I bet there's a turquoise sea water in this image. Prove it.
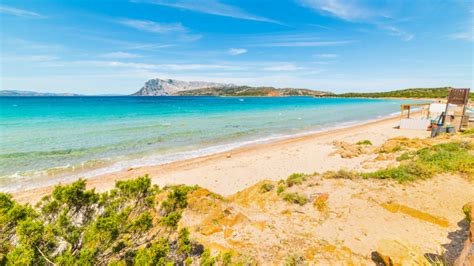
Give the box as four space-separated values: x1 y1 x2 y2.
0 96 416 192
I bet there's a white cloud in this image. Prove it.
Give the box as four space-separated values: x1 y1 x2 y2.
262 64 303 71
263 40 353 47
377 24 414 41
448 23 473 42
299 1 414 41
117 19 187 33
449 32 473 42
228 48 247 55
99 52 141 59
317 53 339 58
82 61 240 71
298 0 377 21
0 5 45 18
134 0 282 24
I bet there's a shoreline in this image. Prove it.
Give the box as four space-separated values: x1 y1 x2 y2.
1 111 400 194
12 112 430 204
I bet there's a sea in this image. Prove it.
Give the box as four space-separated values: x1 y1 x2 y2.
0 96 421 192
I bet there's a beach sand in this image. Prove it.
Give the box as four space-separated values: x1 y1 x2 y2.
14 114 430 204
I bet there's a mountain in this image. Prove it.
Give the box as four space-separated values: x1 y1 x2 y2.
131 78 233 96
0 90 81 96
132 78 333 97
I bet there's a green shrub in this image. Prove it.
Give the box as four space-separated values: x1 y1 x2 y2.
461 128 474 135
161 186 193 214
134 238 169 265
222 251 233 265
396 152 412 161
200 249 215 266
178 228 192 255
286 173 306 187
281 192 308 206
323 169 358 179
52 179 98 209
463 204 472 222
260 183 274 193
116 175 152 198
356 140 372 145
276 185 285 195
129 212 153 232
363 162 433 182
160 211 182 229
285 253 305 265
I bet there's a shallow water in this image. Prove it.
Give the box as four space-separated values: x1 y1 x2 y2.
0 96 421 192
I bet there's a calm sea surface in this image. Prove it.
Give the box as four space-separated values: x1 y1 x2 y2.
0 96 418 192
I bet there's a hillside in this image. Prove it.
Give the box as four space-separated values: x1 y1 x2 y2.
174 86 333 97
337 87 473 100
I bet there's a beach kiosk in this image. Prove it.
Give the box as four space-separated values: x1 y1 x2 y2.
399 103 431 130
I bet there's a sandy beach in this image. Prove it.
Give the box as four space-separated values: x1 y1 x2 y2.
14 114 431 204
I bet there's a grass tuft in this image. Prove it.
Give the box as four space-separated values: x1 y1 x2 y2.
281 192 308 206
356 140 372 145
323 169 358 180
260 183 274 193
286 173 306 187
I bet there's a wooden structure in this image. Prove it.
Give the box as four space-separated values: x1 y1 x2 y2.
442 88 470 131
400 103 431 119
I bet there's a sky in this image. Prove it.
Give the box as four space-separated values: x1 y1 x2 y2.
0 0 472 94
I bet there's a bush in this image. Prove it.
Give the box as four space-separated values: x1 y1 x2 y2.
160 211 182 229
200 249 215 266
461 128 474 135
363 162 433 182
281 193 308 206
116 175 152 198
396 152 412 161
178 228 192 255
323 169 358 179
276 185 285 195
51 179 98 209
260 183 274 193
129 212 153 232
356 140 372 145
286 173 306 187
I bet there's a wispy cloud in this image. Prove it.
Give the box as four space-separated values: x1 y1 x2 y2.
262 63 303 71
133 0 282 24
317 53 339 58
299 0 413 41
3 38 64 51
377 24 414 41
228 48 247 55
0 5 45 18
117 19 187 33
262 40 353 47
298 0 379 21
1 55 59 62
448 31 473 42
83 60 241 71
99 52 142 59
448 23 473 42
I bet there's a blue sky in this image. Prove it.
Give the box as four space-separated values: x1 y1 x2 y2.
0 0 472 94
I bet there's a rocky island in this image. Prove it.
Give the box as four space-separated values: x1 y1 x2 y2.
132 78 333 97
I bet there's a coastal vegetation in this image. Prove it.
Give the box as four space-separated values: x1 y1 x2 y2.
337 87 474 100
0 176 218 265
174 86 332 97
